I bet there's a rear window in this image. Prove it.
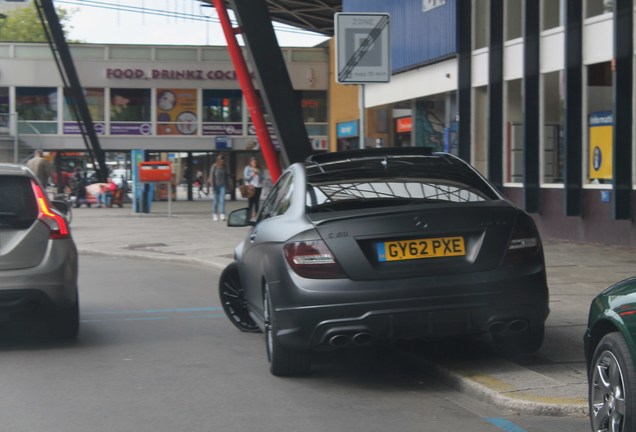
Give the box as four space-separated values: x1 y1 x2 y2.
307 179 493 212
304 154 500 213
0 176 38 228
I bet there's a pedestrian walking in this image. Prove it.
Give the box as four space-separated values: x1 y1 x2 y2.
243 156 263 221
195 170 208 198
25 150 51 188
208 155 229 221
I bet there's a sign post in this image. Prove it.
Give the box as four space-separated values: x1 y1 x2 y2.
335 13 391 84
335 13 390 149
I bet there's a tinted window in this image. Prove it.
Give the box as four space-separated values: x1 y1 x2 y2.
259 172 293 221
305 154 499 212
0 176 38 228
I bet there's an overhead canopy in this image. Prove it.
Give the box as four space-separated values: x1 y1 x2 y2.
200 0 342 35
265 0 341 35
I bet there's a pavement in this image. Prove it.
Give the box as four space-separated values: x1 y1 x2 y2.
68 188 636 418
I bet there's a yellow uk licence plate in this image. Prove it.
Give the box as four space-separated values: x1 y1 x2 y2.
377 236 466 262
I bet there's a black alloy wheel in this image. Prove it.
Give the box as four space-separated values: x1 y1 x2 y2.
589 332 636 432
264 288 311 377
218 263 260 333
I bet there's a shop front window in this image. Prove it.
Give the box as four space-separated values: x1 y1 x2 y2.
297 90 327 136
16 87 58 134
202 89 243 136
156 89 198 136
110 88 151 135
297 91 327 123
63 88 105 135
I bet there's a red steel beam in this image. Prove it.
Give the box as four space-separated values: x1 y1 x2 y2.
211 0 282 182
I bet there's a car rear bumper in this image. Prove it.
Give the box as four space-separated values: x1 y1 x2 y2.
0 240 78 319
270 269 549 350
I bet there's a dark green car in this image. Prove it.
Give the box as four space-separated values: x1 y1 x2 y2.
585 276 636 432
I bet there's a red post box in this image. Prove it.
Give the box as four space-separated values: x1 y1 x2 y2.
138 161 172 182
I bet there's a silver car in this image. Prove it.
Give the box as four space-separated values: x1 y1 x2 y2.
0 163 79 338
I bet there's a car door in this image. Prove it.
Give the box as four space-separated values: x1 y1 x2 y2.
240 171 295 318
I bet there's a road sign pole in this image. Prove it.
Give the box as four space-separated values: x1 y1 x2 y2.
359 84 365 149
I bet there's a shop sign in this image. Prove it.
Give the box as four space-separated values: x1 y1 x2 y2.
588 111 613 180
395 117 412 133
202 123 243 136
110 122 152 135
248 123 276 136
105 68 238 81
337 120 359 138
215 136 231 150
63 122 105 135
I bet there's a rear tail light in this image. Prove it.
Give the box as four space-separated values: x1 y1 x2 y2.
503 218 541 264
283 240 346 279
31 180 70 240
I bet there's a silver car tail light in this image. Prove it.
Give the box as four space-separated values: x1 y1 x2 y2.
283 240 346 279
31 180 70 240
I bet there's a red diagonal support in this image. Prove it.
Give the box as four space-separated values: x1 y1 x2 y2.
212 0 282 182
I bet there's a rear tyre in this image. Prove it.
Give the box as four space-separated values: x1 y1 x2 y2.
50 300 79 339
494 323 544 354
218 263 260 333
589 332 636 432
264 289 311 377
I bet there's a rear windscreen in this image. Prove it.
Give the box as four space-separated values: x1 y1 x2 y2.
306 178 495 213
0 176 38 228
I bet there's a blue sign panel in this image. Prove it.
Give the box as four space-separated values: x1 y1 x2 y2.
344 0 457 72
337 120 359 138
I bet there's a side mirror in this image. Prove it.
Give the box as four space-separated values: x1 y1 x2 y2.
227 208 253 227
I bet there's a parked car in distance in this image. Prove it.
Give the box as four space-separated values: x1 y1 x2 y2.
0 163 79 339
585 276 636 432
219 148 549 376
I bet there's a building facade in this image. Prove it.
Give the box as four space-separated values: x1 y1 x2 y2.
330 0 636 247
0 42 328 184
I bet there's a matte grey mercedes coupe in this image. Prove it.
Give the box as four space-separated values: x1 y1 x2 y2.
220 148 549 376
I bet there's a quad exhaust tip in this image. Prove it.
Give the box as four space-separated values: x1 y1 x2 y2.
328 332 372 347
488 319 529 335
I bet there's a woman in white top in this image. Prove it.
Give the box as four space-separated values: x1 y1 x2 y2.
243 156 262 220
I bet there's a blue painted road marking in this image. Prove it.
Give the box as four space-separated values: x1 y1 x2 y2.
484 418 527 432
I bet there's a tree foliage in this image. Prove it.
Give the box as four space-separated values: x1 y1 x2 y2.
0 3 73 43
